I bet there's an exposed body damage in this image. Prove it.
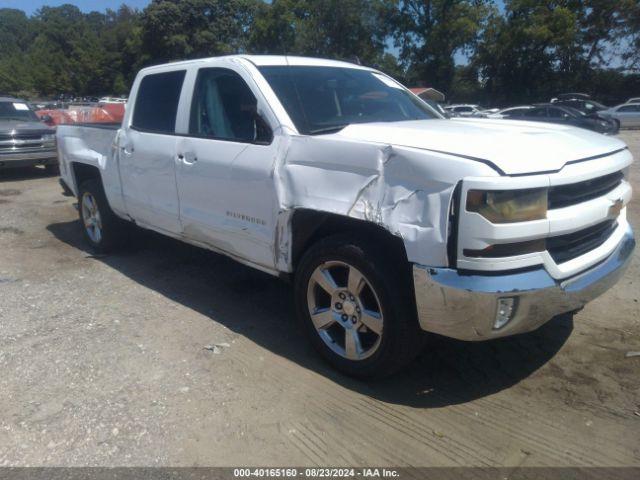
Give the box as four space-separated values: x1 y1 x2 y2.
55 54 634 375
274 134 498 270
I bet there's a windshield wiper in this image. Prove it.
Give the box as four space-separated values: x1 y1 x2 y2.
307 124 350 135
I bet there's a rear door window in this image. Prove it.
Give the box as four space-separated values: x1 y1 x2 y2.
132 70 186 133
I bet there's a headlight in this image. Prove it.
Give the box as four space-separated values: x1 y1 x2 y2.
42 134 56 143
466 188 547 223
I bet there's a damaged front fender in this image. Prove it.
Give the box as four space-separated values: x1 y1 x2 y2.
274 134 499 271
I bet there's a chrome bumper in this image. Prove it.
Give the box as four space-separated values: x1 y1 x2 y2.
412 225 635 340
0 149 57 167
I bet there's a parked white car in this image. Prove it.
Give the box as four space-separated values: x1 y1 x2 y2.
98 96 127 104
485 105 534 119
56 55 635 377
444 104 483 117
599 103 640 128
626 97 640 104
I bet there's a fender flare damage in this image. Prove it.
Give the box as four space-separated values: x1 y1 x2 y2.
272 135 465 272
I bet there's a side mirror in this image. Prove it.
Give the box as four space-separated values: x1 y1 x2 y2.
41 114 54 124
244 104 273 144
254 113 273 145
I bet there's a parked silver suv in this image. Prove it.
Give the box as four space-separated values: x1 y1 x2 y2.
0 96 57 172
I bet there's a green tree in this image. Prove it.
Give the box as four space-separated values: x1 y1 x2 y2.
474 1 579 104
139 0 261 64
0 0 637 101
24 5 109 95
389 0 492 94
449 64 483 102
0 9 32 57
474 0 640 105
0 9 34 94
249 0 390 66
374 53 406 81
620 0 640 69
99 6 143 93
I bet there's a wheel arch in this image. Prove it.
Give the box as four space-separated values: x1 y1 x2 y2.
287 208 409 273
70 162 102 197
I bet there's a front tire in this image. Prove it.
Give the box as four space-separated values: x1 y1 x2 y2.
78 179 127 253
294 233 424 378
612 118 621 133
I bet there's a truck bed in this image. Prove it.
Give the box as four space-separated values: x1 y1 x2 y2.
56 123 121 199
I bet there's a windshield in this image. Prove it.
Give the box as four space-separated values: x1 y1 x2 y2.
0 101 39 122
258 66 439 134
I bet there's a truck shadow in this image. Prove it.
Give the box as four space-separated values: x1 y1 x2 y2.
48 220 573 408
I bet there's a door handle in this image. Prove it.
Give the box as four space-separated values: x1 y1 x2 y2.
177 153 198 165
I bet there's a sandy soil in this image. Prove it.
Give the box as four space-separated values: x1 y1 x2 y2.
0 131 638 467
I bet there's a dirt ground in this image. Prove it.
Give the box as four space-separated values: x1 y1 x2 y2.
0 131 638 468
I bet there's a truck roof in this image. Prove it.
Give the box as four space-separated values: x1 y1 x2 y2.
138 54 373 74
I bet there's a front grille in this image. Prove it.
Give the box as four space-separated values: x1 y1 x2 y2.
547 219 618 263
0 131 50 152
0 143 45 151
0 132 48 141
12 133 43 140
548 171 624 209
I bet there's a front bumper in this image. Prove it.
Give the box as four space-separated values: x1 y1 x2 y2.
0 150 58 168
413 224 635 340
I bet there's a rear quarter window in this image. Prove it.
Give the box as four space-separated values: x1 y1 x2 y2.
132 70 186 133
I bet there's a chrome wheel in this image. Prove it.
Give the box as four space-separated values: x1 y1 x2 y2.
307 261 384 361
81 191 102 244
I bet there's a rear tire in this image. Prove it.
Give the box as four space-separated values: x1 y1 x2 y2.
78 179 128 253
294 233 424 378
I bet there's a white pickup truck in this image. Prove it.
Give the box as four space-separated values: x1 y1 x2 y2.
57 55 635 377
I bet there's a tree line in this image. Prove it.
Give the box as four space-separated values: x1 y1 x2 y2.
0 0 639 105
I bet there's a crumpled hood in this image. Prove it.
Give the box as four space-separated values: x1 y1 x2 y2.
336 118 627 175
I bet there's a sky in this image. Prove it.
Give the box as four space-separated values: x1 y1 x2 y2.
3 0 151 15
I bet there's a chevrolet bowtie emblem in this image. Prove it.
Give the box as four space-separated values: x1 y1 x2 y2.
609 198 624 218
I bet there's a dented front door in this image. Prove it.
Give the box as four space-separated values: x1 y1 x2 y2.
174 65 280 270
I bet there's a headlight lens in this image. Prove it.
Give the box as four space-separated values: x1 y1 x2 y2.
466 188 548 223
42 134 55 143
